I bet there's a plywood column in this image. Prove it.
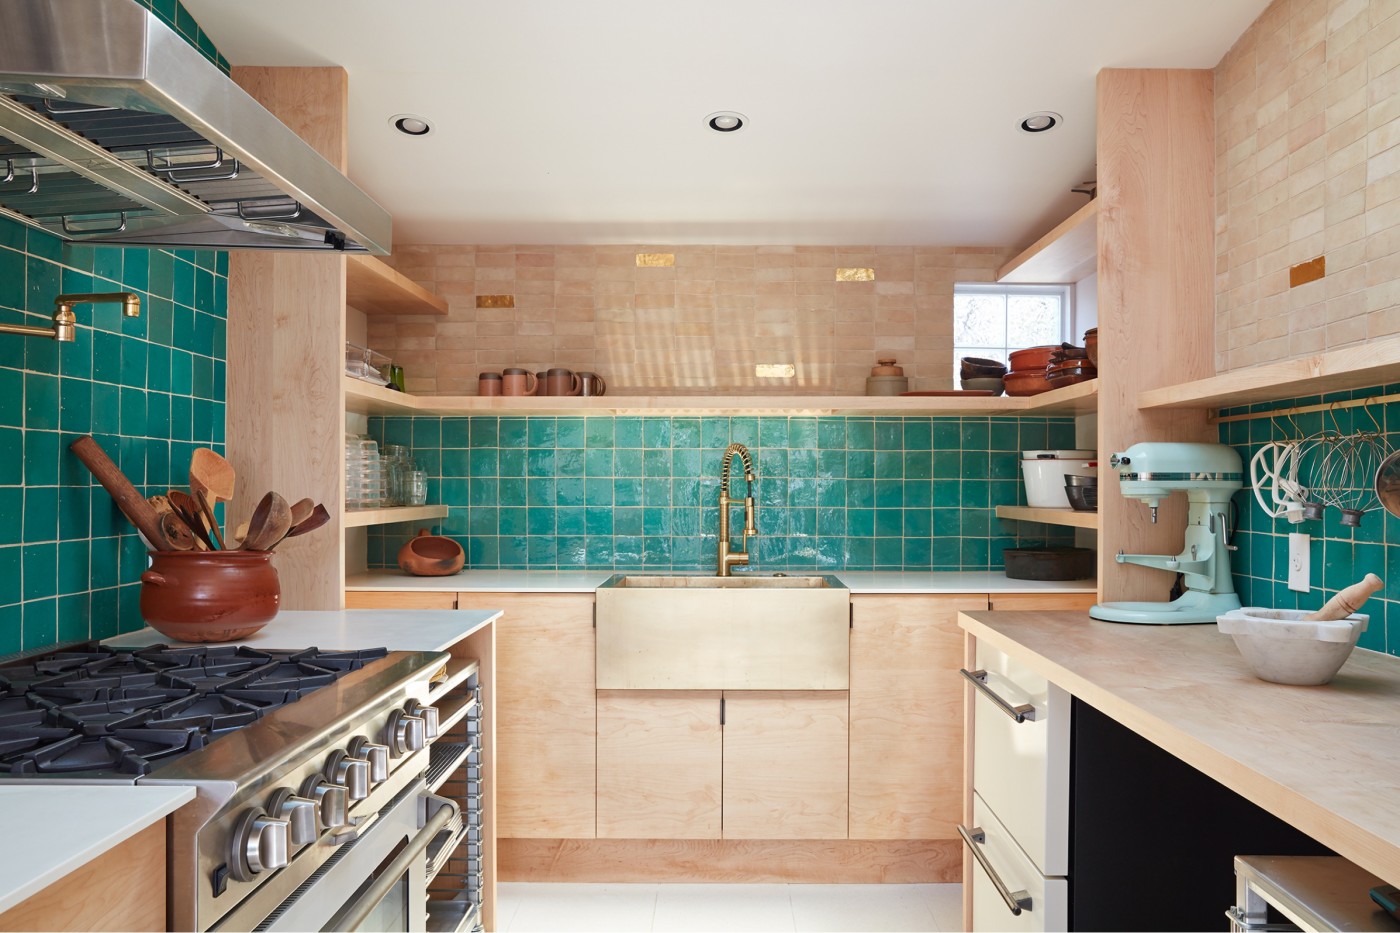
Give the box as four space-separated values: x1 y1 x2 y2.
226 67 349 609
1096 69 1217 602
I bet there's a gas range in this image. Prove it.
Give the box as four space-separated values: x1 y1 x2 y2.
0 641 469 932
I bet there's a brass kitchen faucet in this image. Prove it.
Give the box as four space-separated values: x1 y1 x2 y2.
0 292 140 342
716 443 757 576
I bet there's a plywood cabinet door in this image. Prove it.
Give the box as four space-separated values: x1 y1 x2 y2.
462 592 596 838
722 690 849 840
596 690 723 839
344 590 458 609
848 594 988 839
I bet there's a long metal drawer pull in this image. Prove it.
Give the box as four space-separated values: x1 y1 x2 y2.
958 824 1033 917
960 668 1037 722
334 794 457 930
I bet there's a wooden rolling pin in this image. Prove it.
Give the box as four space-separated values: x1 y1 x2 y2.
1305 573 1383 621
69 435 172 550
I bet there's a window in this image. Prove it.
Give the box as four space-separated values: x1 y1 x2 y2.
953 283 1071 377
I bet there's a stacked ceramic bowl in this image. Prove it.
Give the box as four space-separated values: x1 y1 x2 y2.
1046 343 1096 389
960 357 1007 394
1002 346 1059 396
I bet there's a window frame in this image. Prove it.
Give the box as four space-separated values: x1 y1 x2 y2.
952 282 1075 374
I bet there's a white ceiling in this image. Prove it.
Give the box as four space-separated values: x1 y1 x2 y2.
183 0 1269 250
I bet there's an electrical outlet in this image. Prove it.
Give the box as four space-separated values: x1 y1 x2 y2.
1288 533 1310 593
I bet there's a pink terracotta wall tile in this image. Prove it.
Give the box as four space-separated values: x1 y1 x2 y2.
1216 0 1400 371
377 245 1010 395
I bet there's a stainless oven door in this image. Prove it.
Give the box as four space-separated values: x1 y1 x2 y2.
250 779 459 933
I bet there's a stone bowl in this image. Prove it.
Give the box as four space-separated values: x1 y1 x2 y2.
1216 608 1367 685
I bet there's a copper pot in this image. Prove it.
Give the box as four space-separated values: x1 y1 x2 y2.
140 550 280 642
398 529 465 576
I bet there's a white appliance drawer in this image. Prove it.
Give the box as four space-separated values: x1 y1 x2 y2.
969 639 1071 876
965 792 1068 933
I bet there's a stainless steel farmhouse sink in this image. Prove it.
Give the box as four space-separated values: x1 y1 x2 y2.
594 573 851 690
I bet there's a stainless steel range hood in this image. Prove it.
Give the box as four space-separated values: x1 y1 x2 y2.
0 0 391 252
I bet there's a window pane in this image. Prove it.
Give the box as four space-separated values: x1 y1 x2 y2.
1006 294 1062 347
953 294 1007 347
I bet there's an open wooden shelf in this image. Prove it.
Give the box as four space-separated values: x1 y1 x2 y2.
346 255 448 316
995 505 1099 530
343 504 448 528
997 199 1098 284
344 375 1099 418
1138 334 1400 411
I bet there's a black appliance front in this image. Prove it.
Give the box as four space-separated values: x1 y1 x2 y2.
1068 697 1332 932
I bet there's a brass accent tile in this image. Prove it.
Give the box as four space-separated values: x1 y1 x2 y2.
636 252 676 267
755 363 796 378
836 267 876 282
475 294 515 308
1289 255 1325 288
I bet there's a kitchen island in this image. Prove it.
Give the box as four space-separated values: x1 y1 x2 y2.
959 610 1400 915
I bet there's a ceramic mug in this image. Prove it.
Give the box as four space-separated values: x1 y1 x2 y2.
578 372 606 397
478 372 502 396
545 367 582 396
501 368 538 396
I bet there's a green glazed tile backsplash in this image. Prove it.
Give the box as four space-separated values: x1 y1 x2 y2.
366 414 1080 573
1221 385 1400 659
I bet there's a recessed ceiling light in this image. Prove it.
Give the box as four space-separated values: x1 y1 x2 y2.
1019 111 1062 134
706 111 748 133
390 114 433 137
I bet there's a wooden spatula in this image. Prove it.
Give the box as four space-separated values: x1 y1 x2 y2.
190 449 235 549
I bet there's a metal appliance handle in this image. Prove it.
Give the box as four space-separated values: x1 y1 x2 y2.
333 793 458 931
957 824 1033 916
960 668 1037 722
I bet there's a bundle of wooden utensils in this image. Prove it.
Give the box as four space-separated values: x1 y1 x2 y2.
70 436 329 552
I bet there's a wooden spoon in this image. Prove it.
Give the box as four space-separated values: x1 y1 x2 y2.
70 436 173 550
241 492 292 551
167 490 214 550
282 503 330 541
289 498 315 526
190 449 235 549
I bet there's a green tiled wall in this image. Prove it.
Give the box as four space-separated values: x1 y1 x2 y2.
1221 385 1400 658
367 414 1079 572
0 0 228 652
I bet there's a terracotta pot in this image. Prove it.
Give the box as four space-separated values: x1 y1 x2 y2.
1003 369 1055 397
398 529 465 576
140 550 280 642
1007 345 1059 372
1084 328 1098 368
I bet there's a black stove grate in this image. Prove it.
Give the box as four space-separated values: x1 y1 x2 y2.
0 644 389 778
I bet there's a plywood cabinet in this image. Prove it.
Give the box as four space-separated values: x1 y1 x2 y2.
597 688 848 840
596 690 722 838
987 593 1098 612
849 594 987 840
460 592 597 839
723 690 849 840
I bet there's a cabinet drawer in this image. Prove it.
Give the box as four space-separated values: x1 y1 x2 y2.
967 793 1067 933
971 640 1070 876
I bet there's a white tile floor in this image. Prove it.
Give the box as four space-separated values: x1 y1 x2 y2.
497 882 963 932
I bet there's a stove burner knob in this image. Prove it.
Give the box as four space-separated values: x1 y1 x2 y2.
404 699 440 739
266 787 319 846
347 736 391 784
299 774 349 830
384 709 428 756
229 806 289 882
324 749 371 801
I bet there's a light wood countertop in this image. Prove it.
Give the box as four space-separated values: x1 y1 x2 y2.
959 610 1400 886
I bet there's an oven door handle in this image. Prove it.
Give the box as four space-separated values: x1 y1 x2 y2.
334 792 460 932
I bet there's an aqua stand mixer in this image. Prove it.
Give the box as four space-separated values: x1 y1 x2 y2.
1089 442 1244 625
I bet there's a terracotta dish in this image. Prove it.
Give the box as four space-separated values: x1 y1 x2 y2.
1007 345 1059 372
398 529 465 576
1084 328 1099 367
1003 370 1055 396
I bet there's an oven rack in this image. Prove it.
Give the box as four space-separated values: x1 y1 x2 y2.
426 742 475 793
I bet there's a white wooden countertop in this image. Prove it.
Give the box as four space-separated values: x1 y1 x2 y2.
104 608 500 653
959 610 1400 886
346 569 1096 596
0 785 195 913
